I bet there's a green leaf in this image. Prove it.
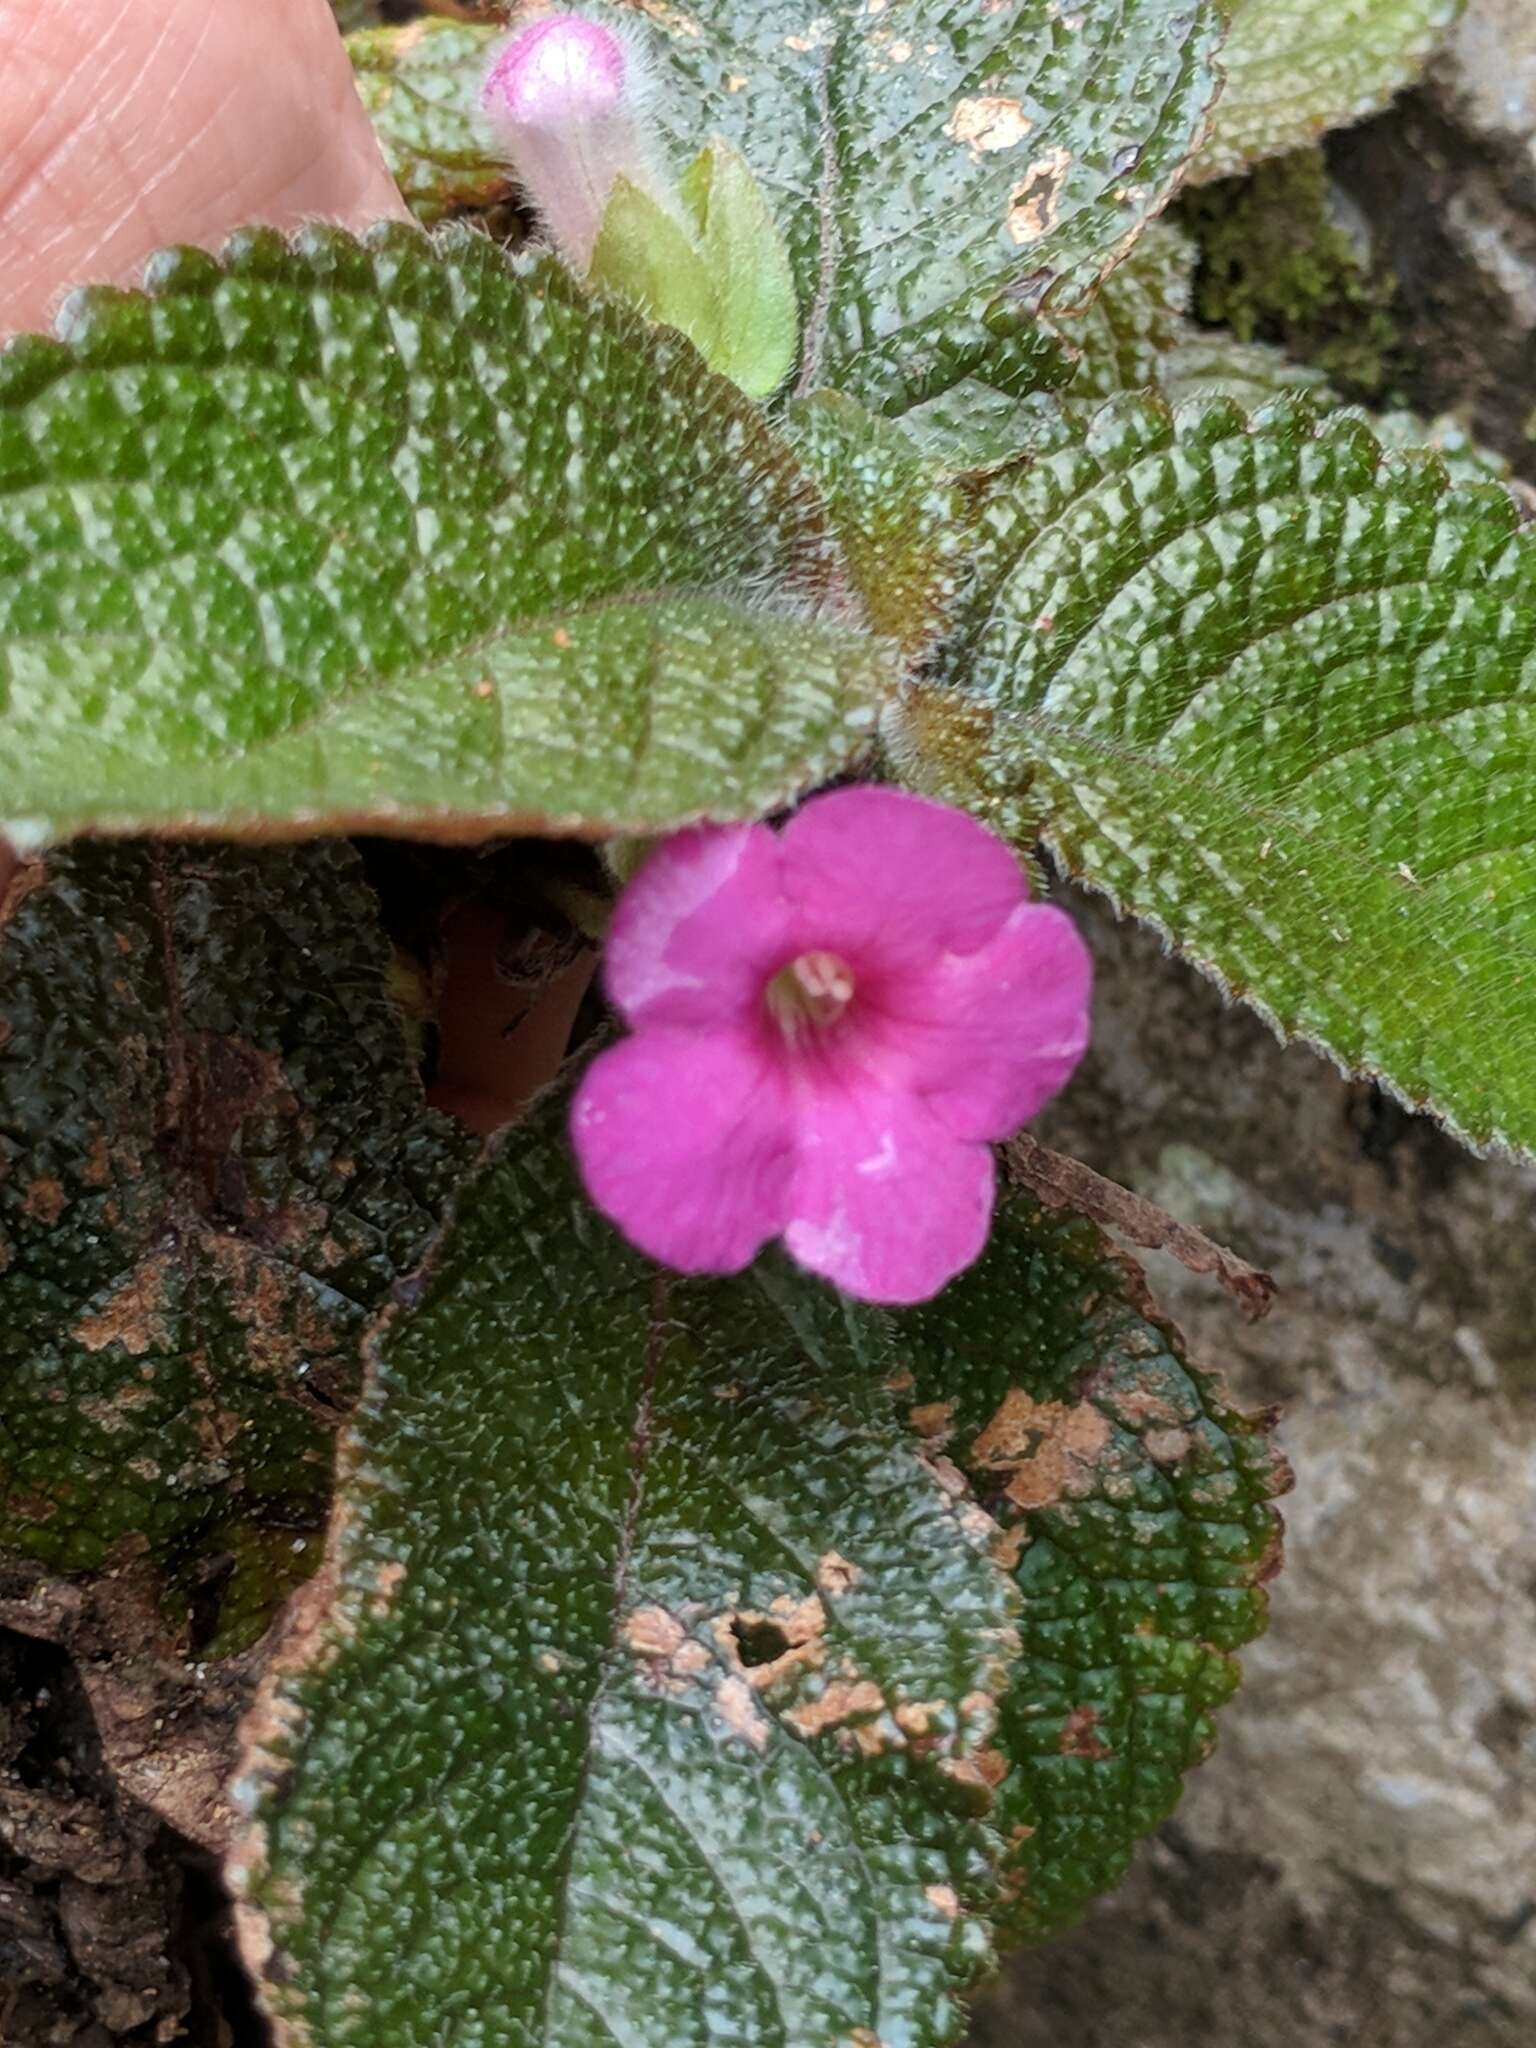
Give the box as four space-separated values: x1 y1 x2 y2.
1197 0 1463 182
0 841 473 1639
1163 331 1517 485
348 20 516 225
897 1189 1287 1942
911 393 1536 1155
1042 223 1196 402
589 174 718 348
784 391 975 652
589 142 799 400
0 224 891 851
678 137 800 399
232 1112 1018 2048
1363 407 1519 488
1160 328 1336 410
595 0 1226 408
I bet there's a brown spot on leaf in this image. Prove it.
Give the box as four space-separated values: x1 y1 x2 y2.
1143 1425 1196 1466
368 1561 406 1618
74 1255 172 1358
945 95 1033 155
924 1882 961 1920
714 1674 771 1751
1059 1704 1114 1760
1007 145 1073 245
720 1593 828 1690
894 1698 945 1737
815 1550 860 1597
970 1388 1112 1510
940 1745 1010 1793
909 1399 953 1438
23 1176 66 1225
785 1678 886 1740
79 1134 113 1188
624 1604 687 1662
922 1449 971 1499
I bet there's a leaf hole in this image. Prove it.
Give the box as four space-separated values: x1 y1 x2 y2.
731 1617 791 1669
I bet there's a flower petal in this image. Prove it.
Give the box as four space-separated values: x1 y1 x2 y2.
872 900 1093 1141
782 1083 994 1306
603 822 792 1031
778 785 1027 970
570 1029 793 1274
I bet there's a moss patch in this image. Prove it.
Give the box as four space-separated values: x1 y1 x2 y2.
1178 149 1404 399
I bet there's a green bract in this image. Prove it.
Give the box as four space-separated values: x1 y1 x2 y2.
232 1111 1283 2043
0 225 889 849
591 136 801 398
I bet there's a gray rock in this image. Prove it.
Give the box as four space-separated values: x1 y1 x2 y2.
970 893 1536 2043
1330 0 1536 467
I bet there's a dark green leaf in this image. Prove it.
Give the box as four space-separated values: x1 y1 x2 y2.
1195 0 1462 181
596 0 1225 408
0 225 889 850
232 1112 1017 2048
910 394 1536 1155
897 1189 1287 1942
0 841 473 1639
1042 222 1195 402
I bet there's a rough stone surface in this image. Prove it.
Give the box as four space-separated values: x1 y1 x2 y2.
1330 0 1536 468
970 888 1536 2044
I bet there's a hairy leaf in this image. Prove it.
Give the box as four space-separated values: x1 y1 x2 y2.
1160 328 1335 409
784 391 975 652
597 0 1225 409
1197 0 1463 181
0 842 472 1636
915 394 1536 1155
0 225 888 850
1043 222 1196 402
898 1190 1287 1941
232 1114 1017 2048
349 20 519 223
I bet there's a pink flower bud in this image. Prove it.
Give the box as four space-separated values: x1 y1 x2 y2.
482 12 657 269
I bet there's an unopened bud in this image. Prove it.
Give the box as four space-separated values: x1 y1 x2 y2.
482 12 659 269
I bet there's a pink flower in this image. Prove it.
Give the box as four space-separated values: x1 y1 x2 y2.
482 11 658 267
571 787 1092 1305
